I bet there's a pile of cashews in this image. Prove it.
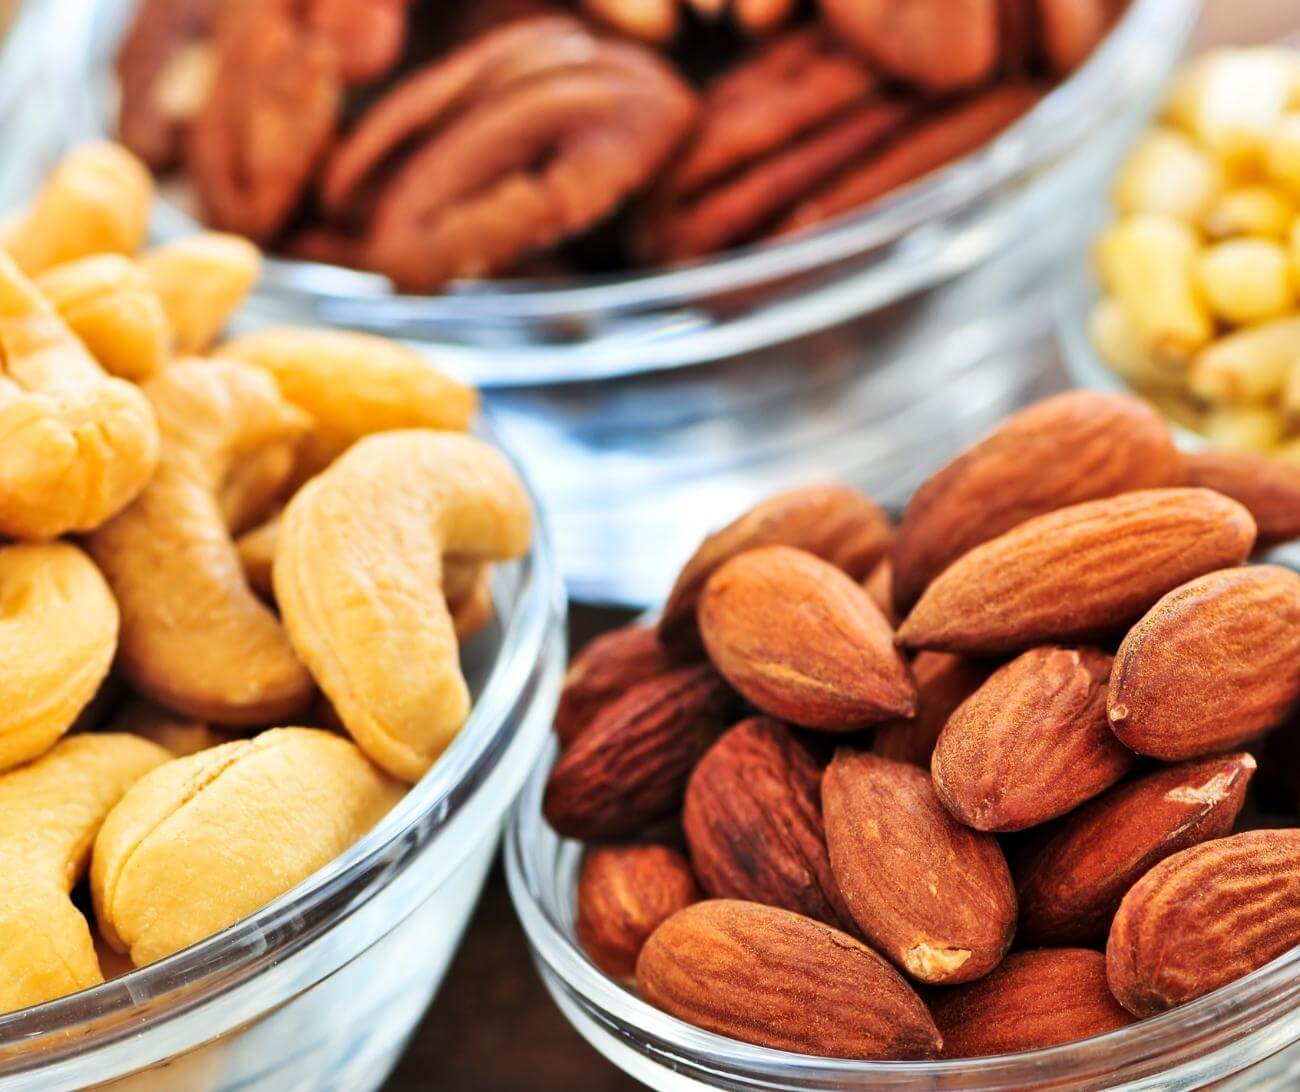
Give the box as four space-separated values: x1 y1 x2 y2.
0 142 532 1016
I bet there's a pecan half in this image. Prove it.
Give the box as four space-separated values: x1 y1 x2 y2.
306 0 413 85
582 0 797 43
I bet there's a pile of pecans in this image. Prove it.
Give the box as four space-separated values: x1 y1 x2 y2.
544 390 1300 1061
117 0 1123 292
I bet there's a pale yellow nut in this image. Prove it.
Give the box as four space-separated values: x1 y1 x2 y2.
1202 404 1285 452
1096 214 1213 363
0 252 160 539
236 513 281 601
35 255 171 381
219 439 297 537
4 143 153 276
92 727 403 966
1146 391 1205 435
1272 436 1300 468
1282 358 1300 419
1266 114 1300 199
1203 185 1297 241
1088 298 1188 391
0 734 169 1014
1195 238 1295 325
108 699 235 758
141 233 261 354
1190 316 1300 403
582 0 678 41
275 431 532 782
1112 127 1223 223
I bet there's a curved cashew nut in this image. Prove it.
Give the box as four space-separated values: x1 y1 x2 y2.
109 699 235 757
92 727 403 966
0 542 120 773
141 233 262 354
275 431 532 781
0 734 169 1014
88 358 314 725
0 252 161 539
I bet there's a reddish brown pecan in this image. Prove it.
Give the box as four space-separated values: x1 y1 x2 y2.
581 0 797 43
305 0 413 85
1035 0 1115 75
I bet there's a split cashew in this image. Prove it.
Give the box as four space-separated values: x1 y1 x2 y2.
141 233 262 354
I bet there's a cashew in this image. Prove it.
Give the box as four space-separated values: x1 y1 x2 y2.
451 572 495 643
141 233 262 354
219 440 298 536
92 727 403 966
0 734 170 1015
109 699 236 757
4 143 153 276
0 542 120 773
88 358 315 725
275 431 532 781
0 252 161 538
35 255 172 381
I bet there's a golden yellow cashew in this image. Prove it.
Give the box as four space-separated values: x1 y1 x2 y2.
109 700 235 758
92 727 403 966
0 733 170 1015
0 542 119 772
141 233 262 354
0 252 160 539
88 358 314 725
35 255 171 381
275 431 532 781
4 143 153 276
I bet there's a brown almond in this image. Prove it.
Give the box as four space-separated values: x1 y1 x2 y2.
659 485 892 652
823 750 1016 984
863 558 900 627
1109 566 1300 760
931 949 1135 1058
891 392 1181 612
1107 829 1300 1017
932 647 1132 832
699 546 916 731
1017 753 1256 946
1183 449 1300 548
872 652 993 767
897 489 1257 656
576 844 700 977
636 900 942 1059
555 624 674 746
683 718 856 932
542 664 740 840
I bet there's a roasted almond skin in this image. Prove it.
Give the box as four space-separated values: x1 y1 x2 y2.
863 559 900 627
636 900 942 1060
1109 566 1300 761
930 949 1135 1058
891 392 1181 612
576 844 700 978
683 718 857 933
872 652 992 767
699 546 916 731
823 750 1016 984
897 489 1257 656
1183 450 1300 548
1017 753 1256 946
1107 829 1300 1017
659 485 892 652
932 647 1132 832
542 664 740 840
555 624 674 747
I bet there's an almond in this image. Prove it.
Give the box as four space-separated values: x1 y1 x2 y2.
683 717 857 932
872 651 992 767
576 844 700 977
555 624 675 746
659 485 892 652
863 558 900 627
1183 450 1300 548
1017 753 1256 946
931 647 1132 832
930 949 1135 1058
1109 566 1300 760
823 750 1016 984
542 664 740 840
636 900 942 1059
698 546 916 731
897 489 1257 656
1107 829 1300 1017
891 391 1181 612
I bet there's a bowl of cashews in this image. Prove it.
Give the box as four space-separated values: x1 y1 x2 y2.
0 142 566 1092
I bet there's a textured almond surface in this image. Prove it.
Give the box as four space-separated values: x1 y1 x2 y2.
897 489 1256 655
872 652 992 767
1107 829 1300 1017
683 718 856 932
636 900 942 1059
891 392 1181 611
1183 450 1300 548
699 546 916 731
863 559 900 627
823 750 1015 984
931 949 1134 1058
932 647 1132 831
1109 566 1300 760
1017 753 1255 946
554 624 674 747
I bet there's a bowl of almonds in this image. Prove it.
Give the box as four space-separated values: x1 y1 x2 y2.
508 389 1300 1090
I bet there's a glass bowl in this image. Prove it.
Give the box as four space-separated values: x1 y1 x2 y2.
507 738 1300 1091
0 456 567 1092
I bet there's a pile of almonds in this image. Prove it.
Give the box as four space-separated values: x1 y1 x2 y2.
544 389 1300 1061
